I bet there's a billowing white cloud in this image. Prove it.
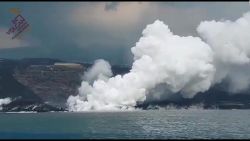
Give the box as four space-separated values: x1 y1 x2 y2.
198 11 250 93
67 20 215 111
66 3 250 111
82 59 113 84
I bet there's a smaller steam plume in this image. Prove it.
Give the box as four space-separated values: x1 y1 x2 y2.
0 98 12 110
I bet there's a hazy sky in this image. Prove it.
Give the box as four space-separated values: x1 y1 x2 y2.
0 2 249 65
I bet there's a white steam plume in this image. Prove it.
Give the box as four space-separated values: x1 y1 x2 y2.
67 20 215 111
82 59 113 84
197 11 250 93
68 11 250 111
0 98 12 110
68 59 113 111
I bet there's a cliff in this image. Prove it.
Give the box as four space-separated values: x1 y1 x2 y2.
0 58 84 112
13 63 84 108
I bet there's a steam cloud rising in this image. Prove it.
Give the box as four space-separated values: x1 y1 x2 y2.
82 59 113 84
0 98 11 110
197 12 250 93
67 11 250 111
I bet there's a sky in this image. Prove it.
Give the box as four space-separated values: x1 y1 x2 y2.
0 2 249 65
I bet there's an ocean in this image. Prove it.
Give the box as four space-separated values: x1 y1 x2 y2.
0 110 250 139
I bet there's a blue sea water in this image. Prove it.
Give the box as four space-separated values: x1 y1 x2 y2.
0 110 250 139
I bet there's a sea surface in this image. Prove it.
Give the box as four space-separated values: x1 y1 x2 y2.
0 110 250 139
